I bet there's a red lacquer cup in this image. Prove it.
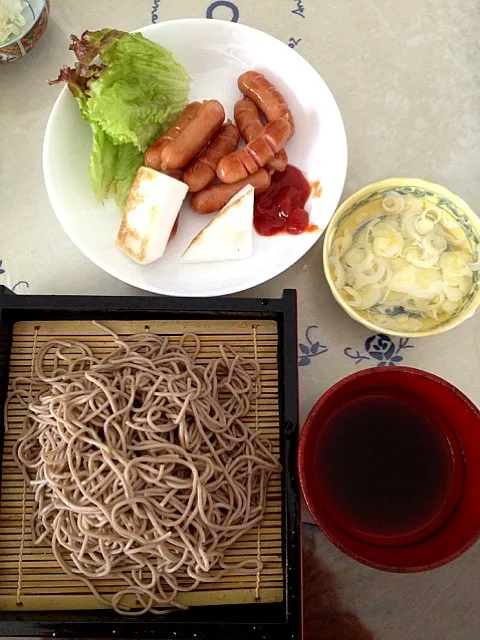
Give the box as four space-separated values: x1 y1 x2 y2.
298 367 480 572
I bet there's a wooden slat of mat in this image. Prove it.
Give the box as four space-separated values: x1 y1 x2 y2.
12 319 278 336
0 588 283 611
0 320 283 611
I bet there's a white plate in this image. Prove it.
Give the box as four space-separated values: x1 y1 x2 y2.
43 19 347 297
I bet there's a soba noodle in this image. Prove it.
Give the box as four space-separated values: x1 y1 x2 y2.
8 323 280 615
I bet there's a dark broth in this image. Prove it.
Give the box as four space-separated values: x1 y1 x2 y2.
316 395 454 538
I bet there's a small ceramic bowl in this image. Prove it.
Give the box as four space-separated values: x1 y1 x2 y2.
0 0 49 63
298 367 480 572
323 178 480 337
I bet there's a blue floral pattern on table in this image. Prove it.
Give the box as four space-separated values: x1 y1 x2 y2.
151 0 160 23
0 257 29 293
298 325 328 366
344 334 414 367
288 37 302 48
12 281 29 292
206 1 240 21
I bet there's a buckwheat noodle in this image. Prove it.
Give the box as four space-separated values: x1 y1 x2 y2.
8 323 280 615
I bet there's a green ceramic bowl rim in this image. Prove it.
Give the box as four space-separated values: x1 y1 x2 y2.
0 0 47 49
323 177 480 338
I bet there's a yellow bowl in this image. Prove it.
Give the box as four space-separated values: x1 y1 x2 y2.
323 178 480 338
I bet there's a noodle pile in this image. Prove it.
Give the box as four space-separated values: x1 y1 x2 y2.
9 324 280 615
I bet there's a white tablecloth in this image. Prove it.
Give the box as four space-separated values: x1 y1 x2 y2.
2 1 480 638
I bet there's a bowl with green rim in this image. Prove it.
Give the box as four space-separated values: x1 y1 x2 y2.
323 178 480 337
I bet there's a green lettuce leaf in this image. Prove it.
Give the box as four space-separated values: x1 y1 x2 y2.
50 29 191 208
89 124 143 208
112 142 144 209
85 31 190 151
88 124 117 203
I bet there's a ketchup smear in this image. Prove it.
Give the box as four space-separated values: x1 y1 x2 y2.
254 165 315 236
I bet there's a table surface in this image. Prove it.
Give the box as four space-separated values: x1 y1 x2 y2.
2 1 480 638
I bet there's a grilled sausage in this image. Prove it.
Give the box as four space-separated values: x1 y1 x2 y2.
266 149 288 173
234 98 288 173
160 100 225 171
237 71 295 135
216 118 291 184
234 98 263 140
183 122 240 192
191 169 271 214
144 102 202 171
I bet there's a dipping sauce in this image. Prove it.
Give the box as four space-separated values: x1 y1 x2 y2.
316 395 456 541
254 165 314 236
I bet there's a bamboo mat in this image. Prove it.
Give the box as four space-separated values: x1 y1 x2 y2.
0 319 283 611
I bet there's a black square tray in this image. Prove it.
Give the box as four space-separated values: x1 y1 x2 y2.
0 287 301 640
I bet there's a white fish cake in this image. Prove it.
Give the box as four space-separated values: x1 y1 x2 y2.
182 184 254 264
116 167 188 265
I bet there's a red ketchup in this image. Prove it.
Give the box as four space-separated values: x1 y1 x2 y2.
254 165 315 236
